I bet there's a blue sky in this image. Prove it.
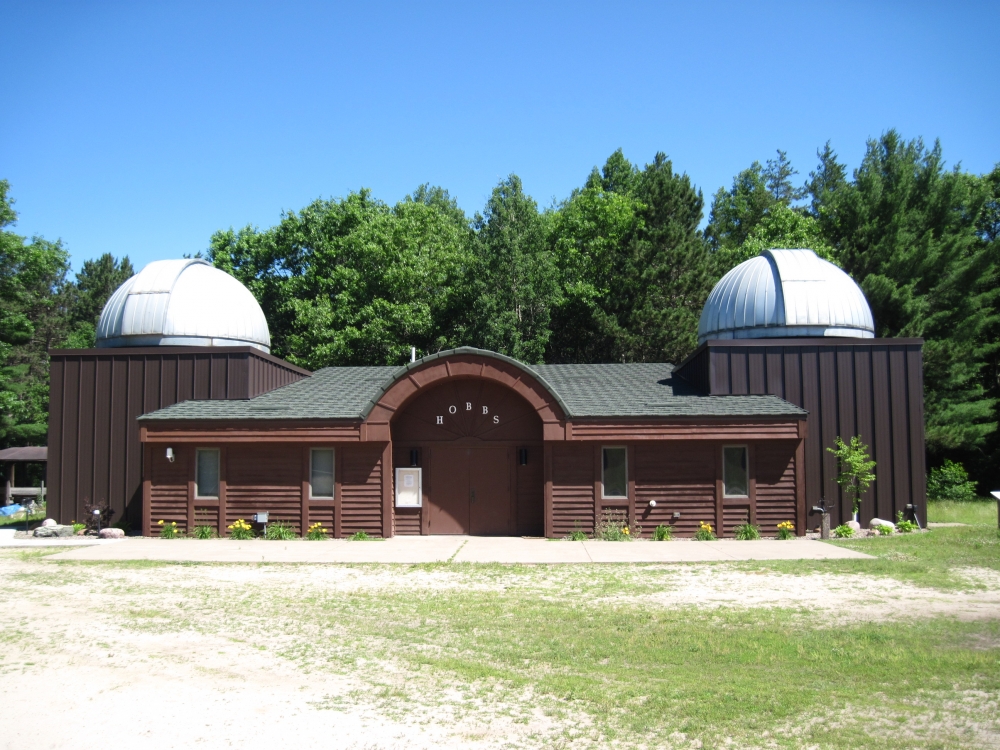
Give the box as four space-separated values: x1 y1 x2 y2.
1 1 997 273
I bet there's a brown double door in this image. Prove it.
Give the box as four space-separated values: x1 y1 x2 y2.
428 445 511 535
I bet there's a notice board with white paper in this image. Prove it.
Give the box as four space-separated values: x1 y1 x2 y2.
395 467 422 507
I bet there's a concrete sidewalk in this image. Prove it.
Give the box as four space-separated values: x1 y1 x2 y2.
41 536 871 564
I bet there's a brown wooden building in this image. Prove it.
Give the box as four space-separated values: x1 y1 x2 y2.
133 348 808 538
46 346 309 528
44 250 928 538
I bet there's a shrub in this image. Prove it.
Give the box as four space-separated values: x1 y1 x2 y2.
927 459 978 502
71 522 86 534
593 510 640 541
265 521 297 540
157 520 181 539
694 521 716 541
227 519 255 540
776 520 795 540
734 523 761 540
895 511 918 533
192 525 215 539
833 524 854 538
349 530 372 541
306 522 328 541
652 524 673 541
83 499 115 532
874 524 895 536
566 529 588 541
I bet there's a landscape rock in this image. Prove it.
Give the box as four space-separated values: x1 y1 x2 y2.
869 518 896 530
847 521 861 531
98 527 125 539
41 518 57 527
33 524 75 538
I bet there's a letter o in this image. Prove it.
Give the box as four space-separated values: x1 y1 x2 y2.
449 405 457 414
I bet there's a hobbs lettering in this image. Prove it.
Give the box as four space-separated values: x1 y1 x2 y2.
436 404 500 425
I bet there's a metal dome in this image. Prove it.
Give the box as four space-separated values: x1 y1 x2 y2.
96 259 271 352
697 248 875 345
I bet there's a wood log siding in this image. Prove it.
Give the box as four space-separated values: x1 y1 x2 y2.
551 443 596 536
341 445 383 536
754 441 798 536
149 448 189 533
226 445 302 533
634 444 716 538
146 443 378 538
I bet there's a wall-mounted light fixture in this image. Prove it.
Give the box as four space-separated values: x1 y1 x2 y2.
672 511 681 519
409 449 420 467
165 447 175 463
518 448 528 466
648 500 657 508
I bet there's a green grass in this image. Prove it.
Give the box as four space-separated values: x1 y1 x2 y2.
5 524 1000 747
0 512 45 527
102 562 1000 748
742 525 1000 591
928 499 998 526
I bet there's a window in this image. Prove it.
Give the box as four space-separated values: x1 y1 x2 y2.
723 446 749 497
195 449 220 498
310 448 334 498
602 446 627 498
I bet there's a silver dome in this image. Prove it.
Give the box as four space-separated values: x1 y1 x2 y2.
698 249 875 345
96 259 271 352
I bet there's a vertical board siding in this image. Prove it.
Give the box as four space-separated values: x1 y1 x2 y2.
47 348 308 526
47 357 66 520
906 346 927 517
870 346 894 521
341 445 384 536
685 340 925 528
634 443 716 538
551 443 595 535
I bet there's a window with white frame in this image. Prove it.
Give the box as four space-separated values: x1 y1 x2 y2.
723 446 749 497
195 448 220 498
310 448 335 498
602 446 627 498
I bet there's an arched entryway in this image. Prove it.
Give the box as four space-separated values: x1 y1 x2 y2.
392 378 544 535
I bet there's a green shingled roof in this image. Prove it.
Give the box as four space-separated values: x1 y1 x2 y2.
139 347 806 422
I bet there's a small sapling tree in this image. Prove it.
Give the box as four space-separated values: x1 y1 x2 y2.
827 436 876 522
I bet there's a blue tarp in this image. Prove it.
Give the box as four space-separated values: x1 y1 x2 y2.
0 504 24 516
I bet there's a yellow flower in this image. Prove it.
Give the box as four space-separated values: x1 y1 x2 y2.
158 520 164 525
622 527 630 535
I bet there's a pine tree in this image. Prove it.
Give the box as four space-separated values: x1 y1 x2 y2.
626 153 715 363
810 132 999 456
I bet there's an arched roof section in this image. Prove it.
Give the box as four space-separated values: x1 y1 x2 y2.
362 347 569 425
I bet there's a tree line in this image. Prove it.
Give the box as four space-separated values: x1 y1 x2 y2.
2 130 998 490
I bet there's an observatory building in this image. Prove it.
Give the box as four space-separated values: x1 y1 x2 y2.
46 250 925 537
